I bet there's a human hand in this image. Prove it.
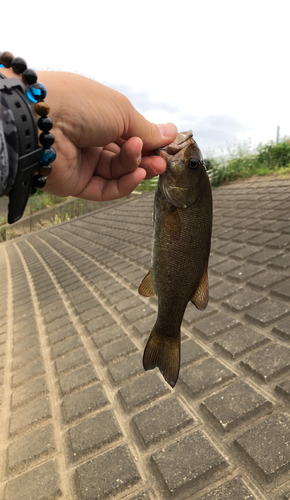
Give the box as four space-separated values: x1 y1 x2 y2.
36 72 177 201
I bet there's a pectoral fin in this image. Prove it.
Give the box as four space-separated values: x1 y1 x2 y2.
191 267 209 310
138 269 156 297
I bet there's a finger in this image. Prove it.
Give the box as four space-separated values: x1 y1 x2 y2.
76 167 147 201
121 98 177 150
139 155 167 179
110 137 143 178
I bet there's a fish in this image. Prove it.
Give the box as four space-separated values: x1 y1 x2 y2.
138 130 212 387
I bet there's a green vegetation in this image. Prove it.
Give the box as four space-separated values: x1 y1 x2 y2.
209 137 290 187
135 177 158 192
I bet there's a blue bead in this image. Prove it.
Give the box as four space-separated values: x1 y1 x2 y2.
0 64 4 68
26 83 47 103
41 147 56 165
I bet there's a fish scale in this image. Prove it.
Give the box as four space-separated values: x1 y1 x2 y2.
139 131 212 387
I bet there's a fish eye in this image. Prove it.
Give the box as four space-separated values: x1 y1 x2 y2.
189 158 199 169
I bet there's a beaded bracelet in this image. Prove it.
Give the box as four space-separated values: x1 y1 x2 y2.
0 50 56 192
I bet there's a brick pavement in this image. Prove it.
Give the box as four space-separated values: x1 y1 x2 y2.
1 179 290 499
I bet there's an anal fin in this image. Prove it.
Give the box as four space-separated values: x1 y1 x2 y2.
139 269 156 297
191 266 209 310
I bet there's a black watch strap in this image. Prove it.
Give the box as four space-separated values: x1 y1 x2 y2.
0 73 42 223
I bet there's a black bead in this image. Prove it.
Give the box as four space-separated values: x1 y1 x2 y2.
39 132 55 147
22 68 37 85
33 174 47 189
11 57 27 74
38 116 53 132
30 185 37 195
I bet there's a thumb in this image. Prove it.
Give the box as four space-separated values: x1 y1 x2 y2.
122 102 177 151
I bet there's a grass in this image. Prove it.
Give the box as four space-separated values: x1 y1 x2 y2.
134 177 158 192
208 137 290 187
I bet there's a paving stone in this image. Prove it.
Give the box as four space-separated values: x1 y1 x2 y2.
68 409 122 460
80 305 106 323
180 358 236 397
234 412 290 484
266 233 290 249
248 248 283 265
226 264 263 282
183 304 217 326
127 493 150 500
123 304 156 324
133 315 158 337
99 337 138 363
74 297 100 314
271 278 290 301
222 289 266 312
46 314 72 333
4 459 62 500
107 288 134 306
108 351 144 383
268 253 290 270
50 335 84 359
275 378 290 401
209 282 243 302
240 343 290 382
118 372 170 411
12 345 41 370
133 397 194 447
75 445 141 499
193 312 241 340
247 269 288 290
115 295 142 313
85 313 116 334
12 376 49 408
245 300 290 327
70 290 95 305
58 363 99 396
43 306 67 325
13 316 36 334
54 347 90 374
248 232 279 246
216 242 241 255
273 317 290 341
7 424 55 473
219 228 244 240
13 324 38 343
180 338 208 366
48 323 78 345
151 430 229 496
13 334 39 356
62 383 109 422
10 396 52 436
201 380 272 433
92 324 126 348
209 254 227 267
211 259 240 275
230 245 260 260
12 358 45 388
214 326 270 359
195 476 256 500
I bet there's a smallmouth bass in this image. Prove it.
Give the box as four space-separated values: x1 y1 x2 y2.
139 131 212 387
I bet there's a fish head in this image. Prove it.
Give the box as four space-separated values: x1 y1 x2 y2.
157 130 208 208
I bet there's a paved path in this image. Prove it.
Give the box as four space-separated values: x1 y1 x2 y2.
1 179 290 500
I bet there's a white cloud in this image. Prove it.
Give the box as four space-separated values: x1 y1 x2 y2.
2 0 289 155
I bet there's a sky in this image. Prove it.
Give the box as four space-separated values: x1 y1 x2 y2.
2 0 290 157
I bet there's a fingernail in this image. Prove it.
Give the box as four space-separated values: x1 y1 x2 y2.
157 123 177 138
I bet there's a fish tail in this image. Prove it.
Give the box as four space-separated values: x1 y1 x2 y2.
143 326 180 388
